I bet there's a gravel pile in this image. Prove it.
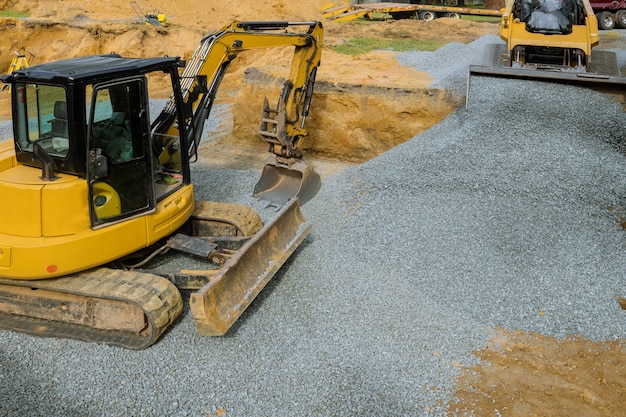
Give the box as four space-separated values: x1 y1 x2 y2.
398 34 502 93
1 35 626 416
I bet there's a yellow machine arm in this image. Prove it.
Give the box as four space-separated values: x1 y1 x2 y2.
1 52 29 92
153 20 323 164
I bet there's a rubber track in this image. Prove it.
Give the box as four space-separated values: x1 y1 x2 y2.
0 268 182 349
192 200 264 236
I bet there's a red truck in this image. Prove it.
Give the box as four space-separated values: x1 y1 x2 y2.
588 0 625 28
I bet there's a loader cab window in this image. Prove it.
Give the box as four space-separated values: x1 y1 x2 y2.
87 78 155 226
13 83 70 158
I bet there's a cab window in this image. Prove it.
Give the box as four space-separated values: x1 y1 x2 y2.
89 83 143 164
14 83 69 158
88 78 155 226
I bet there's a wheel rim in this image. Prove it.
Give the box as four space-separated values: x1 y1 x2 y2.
422 11 435 21
599 12 615 29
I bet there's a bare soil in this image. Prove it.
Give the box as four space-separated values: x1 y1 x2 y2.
0 0 624 414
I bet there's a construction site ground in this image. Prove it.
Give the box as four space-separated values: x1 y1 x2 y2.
0 0 625 415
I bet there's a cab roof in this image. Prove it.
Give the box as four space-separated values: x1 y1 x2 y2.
6 54 181 85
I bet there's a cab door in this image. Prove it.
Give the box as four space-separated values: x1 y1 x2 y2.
87 77 155 227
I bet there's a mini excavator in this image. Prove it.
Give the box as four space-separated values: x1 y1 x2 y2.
0 20 323 349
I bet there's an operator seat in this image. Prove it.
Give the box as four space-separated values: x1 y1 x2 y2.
91 112 133 163
51 101 68 137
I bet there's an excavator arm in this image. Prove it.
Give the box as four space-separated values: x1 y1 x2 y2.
152 20 324 206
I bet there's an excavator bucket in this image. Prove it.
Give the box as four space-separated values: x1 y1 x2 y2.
254 96 322 207
253 155 321 208
189 197 310 336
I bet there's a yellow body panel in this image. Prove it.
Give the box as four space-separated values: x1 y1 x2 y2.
500 0 599 57
0 165 86 237
0 160 195 279
151 185 195 236
504 22 597 55
0 140 16 172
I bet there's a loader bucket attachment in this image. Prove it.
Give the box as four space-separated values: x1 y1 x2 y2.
467 63 626 109
189 197 311 336
253 155 321 208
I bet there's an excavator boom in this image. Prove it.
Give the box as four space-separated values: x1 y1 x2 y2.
153 20 324 207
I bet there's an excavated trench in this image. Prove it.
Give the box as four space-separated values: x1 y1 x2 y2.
230 68 463 163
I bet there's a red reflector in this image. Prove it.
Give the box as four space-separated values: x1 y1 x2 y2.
46 265 58 273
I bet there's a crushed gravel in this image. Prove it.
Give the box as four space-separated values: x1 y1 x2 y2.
1 34 626 416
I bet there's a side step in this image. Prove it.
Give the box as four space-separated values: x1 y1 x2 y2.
189 198 311 336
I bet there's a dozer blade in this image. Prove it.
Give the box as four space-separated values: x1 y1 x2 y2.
189 197 311 336
253 154 321 208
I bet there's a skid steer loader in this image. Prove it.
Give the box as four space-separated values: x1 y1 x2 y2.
0 20 323 349
467 0 626 105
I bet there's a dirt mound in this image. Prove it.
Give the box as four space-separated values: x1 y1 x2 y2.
231 66 461 161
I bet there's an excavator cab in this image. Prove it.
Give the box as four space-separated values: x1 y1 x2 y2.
5 56 187 232
0 55 195 280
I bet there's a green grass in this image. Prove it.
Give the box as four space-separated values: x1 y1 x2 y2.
462 15 501 23
0 10 29 18
331 37 448 55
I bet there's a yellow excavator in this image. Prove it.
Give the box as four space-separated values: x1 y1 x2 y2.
0 20 323 349
0 52 29 92
468 0 626 101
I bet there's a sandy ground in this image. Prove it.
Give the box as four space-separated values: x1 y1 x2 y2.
0 0 625 415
